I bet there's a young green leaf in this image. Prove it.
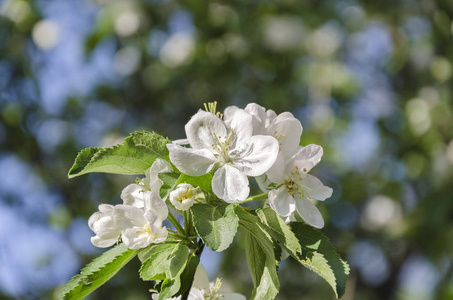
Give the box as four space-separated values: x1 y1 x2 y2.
139 243 189 281
291 222 350 299
256 207 302 257
59 243 139 300
158 172 180 199
138 243 172 263
234 206 275 257
245 232 280 300
68 131 171 178
235 206 279 300
157 277 181 300
158 172 214 200
191 202 238 252
174 254 200 298
168 244 190 279
177 173 213 194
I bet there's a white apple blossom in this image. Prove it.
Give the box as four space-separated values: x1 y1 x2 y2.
121 158 173 208
153 264 245 300
167 110 279 202
114 191 168 249
169 183 204 211
266 144 333 228
88 204 122 248
224 103 303 158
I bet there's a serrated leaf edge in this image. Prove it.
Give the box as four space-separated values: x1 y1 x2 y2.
68 131 171 178
191 204 238 252
59 244 138 299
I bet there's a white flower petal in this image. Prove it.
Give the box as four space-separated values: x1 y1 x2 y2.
265 109 277 126
121 184 146 208
300 174 333 201
285 213 297 224
91 236 118 248
89 205 122 248
223 105 240 127
295 196 324 229
145 158 173 192
88 211 101 231
168 143 216 176
113 205 147 229
269 186 296 217
233 135 279 176
188 289 205 300
212 165 250 202
265 152 288 183
290 144 323 173
267 112 303 158
148 224 169 244
121 227 152 249
172 138 190 145
228 108 253 144
185 110 228 149
169 184 197 211
222 293 247 300
192 264 210 289
98 204 115 215
92 216 120 238
255 174 272 193
244 103 267 126
144 192 168 220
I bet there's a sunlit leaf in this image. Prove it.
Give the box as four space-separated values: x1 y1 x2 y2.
59 243 139 300
68 131 171 178
235 206 279 300
191 202 238 252
291 223 349 298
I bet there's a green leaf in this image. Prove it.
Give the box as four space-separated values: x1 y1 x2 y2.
68 131 171 178
158 172 180 199
158 172 214 200
139 243 190 300
291 222 350 298
139 243 189 281
234 206 275 257
191 203 238 252
139 243 177 280
174 254 200 297
245 232 280 300
256 207 302 258
157 277 181 300
67 147 100 176
59 243 139 300
177 173 213 193
168 244 190 279
235 206 279 300
138 243 173 263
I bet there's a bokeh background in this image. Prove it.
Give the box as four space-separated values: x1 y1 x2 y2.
1 0 453 299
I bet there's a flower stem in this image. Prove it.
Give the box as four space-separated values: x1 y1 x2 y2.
167 211 186 235
239 192 269 204
184 210 194 236
183 210 189 232
181 239 205 300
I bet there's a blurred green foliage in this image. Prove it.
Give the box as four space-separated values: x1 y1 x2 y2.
1 0 453 299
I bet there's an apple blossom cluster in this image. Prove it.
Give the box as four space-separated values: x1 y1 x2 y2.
88 158 203 249
89 158 170 249
168 102 333 228
88 102 332 250
75 102 344 300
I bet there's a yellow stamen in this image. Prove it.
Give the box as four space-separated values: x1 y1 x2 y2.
203 101 223 118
